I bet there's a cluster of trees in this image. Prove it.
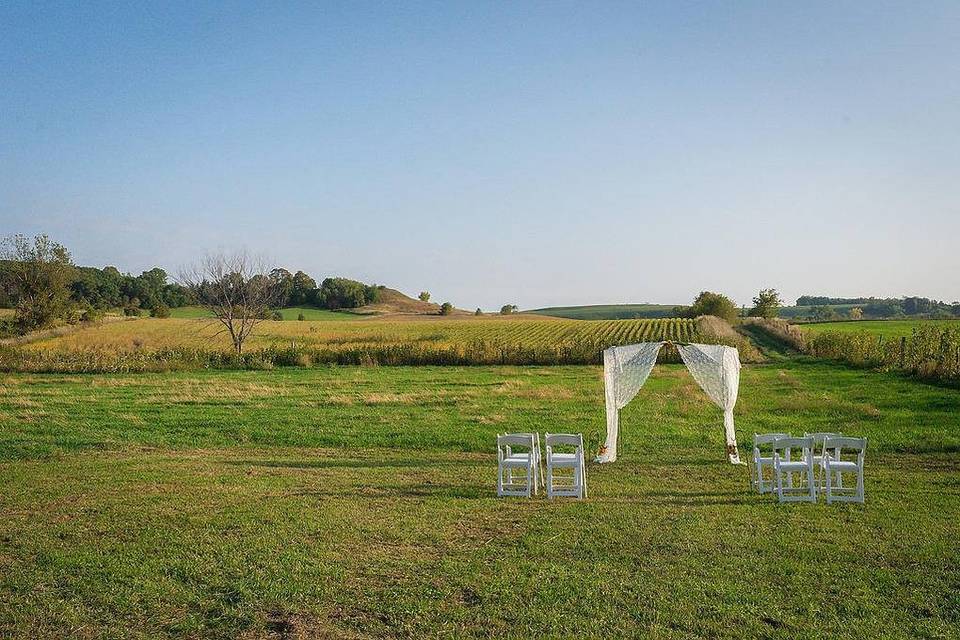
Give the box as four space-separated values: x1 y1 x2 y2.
0 234 390 338
0 235 193 331
678 289 784 323
267 269 382 310
70 266 189 315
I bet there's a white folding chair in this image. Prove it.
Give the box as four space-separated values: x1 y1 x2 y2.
823 436 866 504
497 433 538 497
512 432 544 492
545 433 586 499
772 436 816 503
805 432 841 491
752 433 790 494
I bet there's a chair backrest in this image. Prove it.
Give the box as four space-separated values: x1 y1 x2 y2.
823 436 867 458
754 433 790 448
498 433 535 450
771 436 813 453
805 432 841 446
545 433 582 448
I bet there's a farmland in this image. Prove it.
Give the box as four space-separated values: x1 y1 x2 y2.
525 303 683 320
4 316 760 371
0 361 957 638
801 319 960 337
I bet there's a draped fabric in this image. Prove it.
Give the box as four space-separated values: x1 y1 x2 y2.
676 344 742 464
598 342 742 464
598 342 664 462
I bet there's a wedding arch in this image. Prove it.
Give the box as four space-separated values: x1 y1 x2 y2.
597 342 743 464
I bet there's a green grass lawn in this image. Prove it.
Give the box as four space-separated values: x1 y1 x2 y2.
802 319 960 337
276 306 363 321
0 362 957 637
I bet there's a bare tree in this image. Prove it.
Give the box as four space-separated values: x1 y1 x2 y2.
179 251 280 355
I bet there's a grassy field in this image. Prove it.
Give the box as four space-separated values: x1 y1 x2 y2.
802 319 960 337
525 303 683 320
169 306 364 321
25 316 705 355
0 361 957 638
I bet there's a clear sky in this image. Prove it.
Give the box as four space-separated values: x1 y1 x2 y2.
2 1 958 309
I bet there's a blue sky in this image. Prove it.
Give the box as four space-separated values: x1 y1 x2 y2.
2 1 958 309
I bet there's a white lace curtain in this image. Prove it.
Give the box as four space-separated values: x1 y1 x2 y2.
598 342 742 464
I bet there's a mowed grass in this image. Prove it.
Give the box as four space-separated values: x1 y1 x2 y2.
25 316 701 354
802 319 960 337
0 362 957 638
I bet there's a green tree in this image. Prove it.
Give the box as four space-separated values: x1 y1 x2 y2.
290 271 318 306
475 308 482 316
418 291 430 302
748 288 783 318
0 234 75 332
849 307 863 320
500 304 518 315
687 291 738 322
440 302 454 315
269 268 294 307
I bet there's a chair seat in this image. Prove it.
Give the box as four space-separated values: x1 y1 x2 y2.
776 460 811 471
827 460 859 472
549 453 579 466
502 454 533 467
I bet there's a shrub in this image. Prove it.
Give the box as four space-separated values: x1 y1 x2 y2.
500 304 518 315
150 304 171 318
419 291 430 302
440 302 454 316
688 291 738 322
297 312 306 321
475 308 482 316
271 310 283 321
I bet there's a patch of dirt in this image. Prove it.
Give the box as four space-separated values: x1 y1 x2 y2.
241 610 365 639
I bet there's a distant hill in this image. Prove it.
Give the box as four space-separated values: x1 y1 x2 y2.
524 304 685 320
354 288 445 315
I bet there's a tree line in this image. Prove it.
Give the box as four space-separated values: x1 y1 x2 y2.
795 295 960 320
0 234 383 337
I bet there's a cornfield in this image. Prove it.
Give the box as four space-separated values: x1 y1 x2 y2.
3 316 757 372
805 325 960 384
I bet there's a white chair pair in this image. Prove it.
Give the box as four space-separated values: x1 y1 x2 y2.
753 433 866 504
496 433 586 499
753 432 842 495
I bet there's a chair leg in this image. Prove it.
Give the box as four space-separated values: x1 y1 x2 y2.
825 462 832 505
546 462 553 499
807 464 816 502
580 457 587 498
856 465 864 503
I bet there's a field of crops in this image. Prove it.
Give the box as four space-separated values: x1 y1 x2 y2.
3 316 752 371
801 319 960 337
525 303 683 320
27 316 701 353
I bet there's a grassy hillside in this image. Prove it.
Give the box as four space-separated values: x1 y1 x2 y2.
802 319 960 337
525 304 683 320
0 362 956 637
